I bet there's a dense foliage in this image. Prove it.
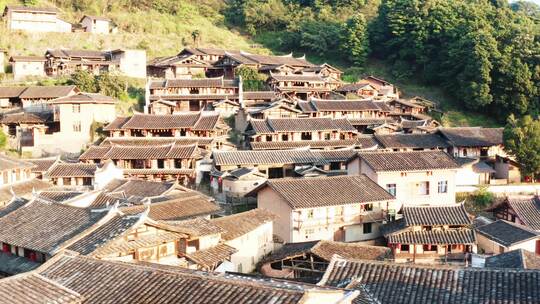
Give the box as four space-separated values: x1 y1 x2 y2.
235 66 268 91
503 115 540 178
226 0 540 120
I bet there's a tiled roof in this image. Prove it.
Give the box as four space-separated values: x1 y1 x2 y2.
317 150 357 162
102 116 130 130
113 112 223 130
347 118 393 126
0 200 108 254
100 137 214 147
270 74 325 82
211 208 276 241
0 112 49 124
185 243 237 268
78 146 111 160
0 154 34 171
0 273 82 304
67 213 142 255
485 249 540 270
46 49 107 59
374 133 449 149
90 231 183 257
38 191 84 203
123 168 195 176
306 98 382 112
5 6 58 13
46 162 97 178
261 117 356 132
0 178 50 203
27 157 57 172
264 175 395 209
19 85 77 99
335 81 373 92
358 150 460 172
48 92 117 104
213 150 328 166
163 77 227 88
402 204 471 226
261 241 319 263
439 127 503 147
507 197 540 230
387 229 476 244
310 241 392 261
82 144 201 160
9 55 46 62
476 220 539 247
243 91 277 100
249 139 362 150
0 86 27 98
164 217 223 237
320 256 540 304
121 192 220 221
35 253 324 304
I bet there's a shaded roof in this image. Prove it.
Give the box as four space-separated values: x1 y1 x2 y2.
9 56 46 62
66 213 142 255
476 220 539 247
45 49 107 59
81 144 202 160
0 251 40 275
261 241 319 264
374 133 449 149
386 229 476 245
38 191 84 203
243 91 277 100
185 243 237 269
4 5 58 13
19 85 78 99
35 253 325 304
0 200 108 254
0 86 27 98
0 153 34 171
213 150 328 166
46 162 97 178
493 197 540 231
336 81 375 92
358 151 460 172
211 208 276 241
48 92 117 104
311 241 392 261
402 204 471 226
439 127 503 147
102 116 130 131
301 98 383 112
0 273 82 304
0 111 51 124
249 139 362 150
263 175 395 209
249 117 356 133
0 178 50 203
485 249 540 270
320 256 540 304
27 157 58 172
164 217 223 237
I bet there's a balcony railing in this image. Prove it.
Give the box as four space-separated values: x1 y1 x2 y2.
293 210 385 230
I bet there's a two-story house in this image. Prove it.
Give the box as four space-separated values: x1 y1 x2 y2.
348 151 460 207
252 175 397 243
2 6 71 32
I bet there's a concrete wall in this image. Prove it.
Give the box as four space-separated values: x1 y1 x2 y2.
8 11 71 32
226 221 273 273
477 233 539 254
12 61 45 80
81 17 109 34
258 187 293 243
112 50 147 78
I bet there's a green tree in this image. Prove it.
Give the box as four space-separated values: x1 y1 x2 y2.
235 66 267 91
341 13 369 65
69 70 97 92
96 73 125 98
503 115 540 179
191 30 201 46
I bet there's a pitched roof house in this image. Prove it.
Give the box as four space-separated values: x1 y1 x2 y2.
475 220 540 255
253 175 396 243
3 6 71 33
486 196 540 231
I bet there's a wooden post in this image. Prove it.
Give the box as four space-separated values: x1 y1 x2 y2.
413 244 416 263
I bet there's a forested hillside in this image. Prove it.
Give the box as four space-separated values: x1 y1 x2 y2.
2 0 540 125
228 0 540 123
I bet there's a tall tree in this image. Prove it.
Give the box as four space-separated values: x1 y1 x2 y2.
503 115 540 180
341 13 370 65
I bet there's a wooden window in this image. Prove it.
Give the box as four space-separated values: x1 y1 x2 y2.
363 223 372 234
438 181 448 193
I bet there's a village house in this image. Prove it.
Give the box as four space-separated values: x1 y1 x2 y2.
147 53 211 79
484 248 540 269
381 204 476 263
0 85 78 110
0 154 49 207
8 56 46 80
486 196 540 231
297 98 390 120
252 175 397 243
267 74 335 99
45 162 97 186
475 219 540 255
26 156 59 179
2 6 72 32
79 15 111 34
1 92 117 156
212 149 355 180
214 51 316 79
102 111 231 150
244 117 358 145
0 87 27 112
247 137 369 151
372 133 449 152
335 81 379 98
147 77 239 112
318 255 540 303
211 208 276 273
45 49 146 78
455 157 495 186
220 167 268 198
388 98 428 116
0 252 359 304
493 154 521 183
348 150 460 207
361 75 399 100
437 127 504 158
259 240 391 283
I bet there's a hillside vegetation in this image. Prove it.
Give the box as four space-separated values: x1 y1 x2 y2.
0 0 267 58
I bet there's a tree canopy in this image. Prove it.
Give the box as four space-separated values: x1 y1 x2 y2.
503 115 540 178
